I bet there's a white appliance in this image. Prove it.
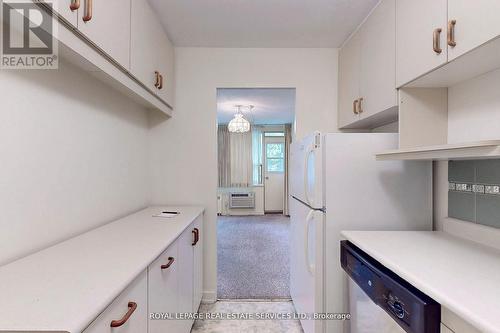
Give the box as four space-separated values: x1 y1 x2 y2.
229 192 255 209
289 132 432 333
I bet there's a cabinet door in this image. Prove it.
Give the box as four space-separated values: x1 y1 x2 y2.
130 0 161 94
77 0 131 69
177 226 195 332
148 243 180 333
156 34 175 108
441 324 454 333
448 0 500 61
396 0 448 86
53 0 78 27
359 0 397 119
338 32 361 128
83 271 147 333
192 216 203 312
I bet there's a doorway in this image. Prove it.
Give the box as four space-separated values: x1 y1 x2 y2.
216 88 295 299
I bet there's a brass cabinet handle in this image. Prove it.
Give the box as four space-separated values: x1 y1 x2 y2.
433 28 442 54
82 0 92 22
448 20 457 47
70 0 80 11
357 98 364 114
353 99 359 115
192 228 199 246
110 302 137 327
154 71 160 88
161 257 175 270
158 74 163 90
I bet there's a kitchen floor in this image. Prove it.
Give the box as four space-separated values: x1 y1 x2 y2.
192 301 303 333
217 215 290 299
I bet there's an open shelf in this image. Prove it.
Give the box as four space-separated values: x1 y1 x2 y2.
376 140 500 161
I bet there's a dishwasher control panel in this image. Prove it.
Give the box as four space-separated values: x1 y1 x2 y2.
340 240 440 333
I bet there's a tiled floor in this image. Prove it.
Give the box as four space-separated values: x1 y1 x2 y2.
191 301 304 333
217 215 291 299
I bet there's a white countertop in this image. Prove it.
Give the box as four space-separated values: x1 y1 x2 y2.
0 206 204 333
341 231 500 333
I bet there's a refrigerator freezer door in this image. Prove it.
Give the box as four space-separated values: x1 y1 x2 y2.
290 132 324 210
290 197 325 333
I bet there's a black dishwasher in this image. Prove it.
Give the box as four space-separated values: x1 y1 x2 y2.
340 240 440 333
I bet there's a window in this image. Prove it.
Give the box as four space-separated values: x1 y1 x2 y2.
266 143 285 173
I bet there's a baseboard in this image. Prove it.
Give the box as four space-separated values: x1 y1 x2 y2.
202 290 217 304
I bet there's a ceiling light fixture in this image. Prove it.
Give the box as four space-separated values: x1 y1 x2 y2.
228 105 253 133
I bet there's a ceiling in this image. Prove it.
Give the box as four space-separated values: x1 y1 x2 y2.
148 0 380 47
217 88 296 125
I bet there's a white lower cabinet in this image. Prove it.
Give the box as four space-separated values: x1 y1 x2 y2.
192 216 203 312
84 216 203 333
177 224 195 332
148 218 203 333
83 271 148 333
148 242 180 333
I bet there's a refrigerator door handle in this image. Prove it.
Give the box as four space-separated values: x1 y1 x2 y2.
304 145 315 207
305 210 315 276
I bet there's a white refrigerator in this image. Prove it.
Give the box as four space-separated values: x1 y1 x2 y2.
289 132 432 333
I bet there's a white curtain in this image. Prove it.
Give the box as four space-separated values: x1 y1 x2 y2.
230 131 253 187
218 125 231 187
252 126 264 185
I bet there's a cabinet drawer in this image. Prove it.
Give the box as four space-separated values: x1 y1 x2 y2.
83 271 147 333
148 242 179 333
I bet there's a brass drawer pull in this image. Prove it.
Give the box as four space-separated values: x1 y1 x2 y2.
357 98 364 114
82 0 92 22
433 28 442 54
158 74 163 90
154 71 160 88
192 228 199 246
161 257 175 270
353 99 359 115
70 0 80 11
110 302 137 327
448 20 457 47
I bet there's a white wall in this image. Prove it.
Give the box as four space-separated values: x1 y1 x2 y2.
0 60 151 266
149 47 339 301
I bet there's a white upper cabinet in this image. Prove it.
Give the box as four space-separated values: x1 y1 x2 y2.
54 0 79 27
338 0 397 129
447 0 500 61
396 0 448 87
359 0 397 120
130 0 175 107
77 0 131 69
338 32 361 128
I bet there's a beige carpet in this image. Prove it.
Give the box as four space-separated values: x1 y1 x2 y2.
217 215 291 299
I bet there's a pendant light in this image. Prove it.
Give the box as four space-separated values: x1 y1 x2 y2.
228 105 252 133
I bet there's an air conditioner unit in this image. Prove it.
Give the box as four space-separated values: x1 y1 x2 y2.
229 192 255 209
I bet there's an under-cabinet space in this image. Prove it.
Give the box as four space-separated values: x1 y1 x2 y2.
83 271 148 333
